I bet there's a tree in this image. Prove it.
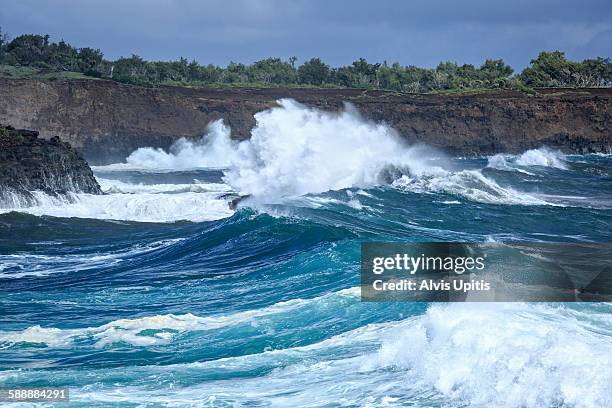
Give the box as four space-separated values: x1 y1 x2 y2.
47 40 79 71
112 54 150 84
575 57 612 87
350 58 380 87
480 59 513 79
78 47 104 76
520 51 576 87
247 57 297 84
298 57 330 85
377 62 404 91
0 28 609 92
223 62 248 83
5 34 51 66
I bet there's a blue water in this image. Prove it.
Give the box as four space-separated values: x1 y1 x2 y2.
1 114 611 407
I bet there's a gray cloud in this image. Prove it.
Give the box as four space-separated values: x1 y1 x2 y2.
0 0 610 69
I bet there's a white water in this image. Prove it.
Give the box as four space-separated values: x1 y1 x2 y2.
391 169 553 205
224 99 437 198
3 301 609 408
189 100 562 206
0 100 576 222
377 303 612 408
0 181 233 222
92 120 236 171
91 99 548 207
132 98 555 206
0 288 360 349
488 147 568 172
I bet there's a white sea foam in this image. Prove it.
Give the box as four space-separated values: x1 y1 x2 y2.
488 147 568 172
223 99 434 199
12 302 609 408
97 178 231 195
0 288 360 349
487 154 535 175
392 169 553 206
0 189 233 222
517 147 568 168
92 120 237 171
87 99 446 200
108 99 553 207
376 303 612 408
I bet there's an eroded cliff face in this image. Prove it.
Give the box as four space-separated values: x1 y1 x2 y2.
0 78 610 164
0 124 101 203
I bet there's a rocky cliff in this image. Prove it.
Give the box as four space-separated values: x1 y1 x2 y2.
0 78 610 164
0 124 102 203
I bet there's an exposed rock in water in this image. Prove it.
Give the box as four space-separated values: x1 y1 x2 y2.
0 124 102 205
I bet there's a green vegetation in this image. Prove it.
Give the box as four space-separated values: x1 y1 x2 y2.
0 64 93 80
0 27 610 92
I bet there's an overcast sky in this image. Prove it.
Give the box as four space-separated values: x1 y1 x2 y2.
1 0 610 69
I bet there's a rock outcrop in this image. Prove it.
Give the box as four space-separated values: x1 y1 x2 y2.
0 124 102 203
0 78 610 164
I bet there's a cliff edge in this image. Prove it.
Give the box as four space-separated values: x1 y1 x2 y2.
0 124 102 203
0 78 610 164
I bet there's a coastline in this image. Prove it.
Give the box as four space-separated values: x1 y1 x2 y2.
0 78 610 164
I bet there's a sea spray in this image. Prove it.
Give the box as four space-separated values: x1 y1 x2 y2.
224 99 449 199
377 303 612 408
211 100 558 205
0 188 233 222
516 147 568 169
488 147 568 172
1 100 594 222
94 120 237 171
91 99 565 206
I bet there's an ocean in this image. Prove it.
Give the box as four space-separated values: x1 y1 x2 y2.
1 100 611 407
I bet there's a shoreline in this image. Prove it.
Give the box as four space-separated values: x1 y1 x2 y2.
0 78 610 164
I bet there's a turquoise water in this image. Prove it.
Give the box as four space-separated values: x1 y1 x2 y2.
1 101 611 407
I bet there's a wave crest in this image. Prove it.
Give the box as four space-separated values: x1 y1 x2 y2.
377 303 612 408
223 99 444 199
93 120 236 171
488 147 568 172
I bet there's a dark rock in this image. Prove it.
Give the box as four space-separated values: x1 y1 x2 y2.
0 124 102 201
0 79 610 164
229 195 251 210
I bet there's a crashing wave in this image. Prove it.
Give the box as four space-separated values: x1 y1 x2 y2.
3 100 576 222
488 147 568 172
391 169 553 205
0 188 233 222
376 303 612 408
92 120 237 172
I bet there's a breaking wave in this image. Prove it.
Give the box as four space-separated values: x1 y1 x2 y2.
223 99 444 199
97 99 563 207
2 100 604 224
488 147 568 172
377 303 612 408
92 120 237 172
3 301 609 408
0 288 360 349
0 187 233 222
391 169 552 205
